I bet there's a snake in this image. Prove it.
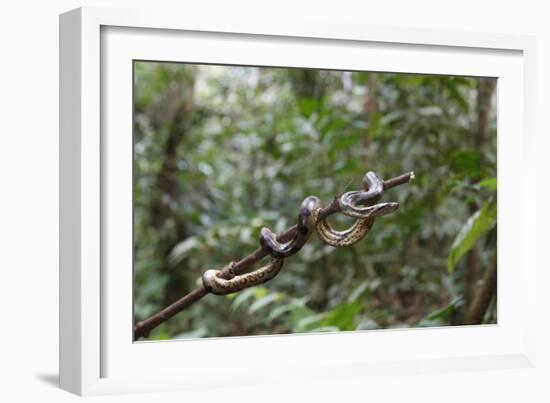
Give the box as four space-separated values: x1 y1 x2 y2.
203 171 397 292
314 171 399 247
339 171 392 218
202 259 284 295
259 196 323 258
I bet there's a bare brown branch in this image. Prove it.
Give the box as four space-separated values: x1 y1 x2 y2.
134 171 414 340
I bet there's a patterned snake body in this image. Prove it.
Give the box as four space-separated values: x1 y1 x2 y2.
339 171 398 218
204 170 399 293
315 171 399 246
202 259 284 295
315 214 375 247
260 196 322 258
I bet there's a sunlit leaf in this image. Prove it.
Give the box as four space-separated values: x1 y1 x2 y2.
447 201 497 274
297 98 318 118
321 302 362 331
231 288 257 310
478 177 497 191
168 237 200 267
296 313 326 332
248 293 283 314
268 298 308 322
267 304 294 322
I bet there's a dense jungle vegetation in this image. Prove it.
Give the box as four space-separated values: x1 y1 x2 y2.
133 62 497 340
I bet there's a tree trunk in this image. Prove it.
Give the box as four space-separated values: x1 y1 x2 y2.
147 72 196 306
463 77 496 319
465 254 497 325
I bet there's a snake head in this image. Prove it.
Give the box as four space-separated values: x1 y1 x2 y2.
345 171 383 206
370 201 399 217
362 171 384 191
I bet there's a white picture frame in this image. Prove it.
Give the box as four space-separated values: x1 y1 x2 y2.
59 6 537 396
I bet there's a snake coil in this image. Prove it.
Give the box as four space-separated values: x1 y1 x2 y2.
259 196 322 258
203 171 400 294
202 259 284 295
315 171 399 246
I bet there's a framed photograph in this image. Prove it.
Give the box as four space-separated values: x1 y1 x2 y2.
60 7 537 396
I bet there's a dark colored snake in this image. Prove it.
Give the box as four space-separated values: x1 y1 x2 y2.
315 171 399 246
202 259 284 295
339 171 397 218
205 171 398 293
259 196 322 258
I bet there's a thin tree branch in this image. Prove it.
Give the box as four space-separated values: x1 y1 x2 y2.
134 171 415 340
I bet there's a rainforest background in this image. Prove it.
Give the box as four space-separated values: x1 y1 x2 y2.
133 62 497 340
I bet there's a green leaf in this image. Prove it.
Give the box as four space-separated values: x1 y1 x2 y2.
330 130 362 152
297 98 318 118
347 280 370 304
267 304 295 322
444 79 469 112
248 293 283 314
296 314 326 332
168 237 200 267
478 177 497 191
148 324 170 341
451 150 484 180
268 298 309 323
425 297 464 321
231 288 257 310
447 201 497 274
174 326 209 339
253 286 268 299
321 302 362 331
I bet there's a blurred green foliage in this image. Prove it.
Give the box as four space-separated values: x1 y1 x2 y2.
133 62 497 340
